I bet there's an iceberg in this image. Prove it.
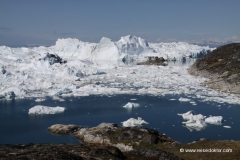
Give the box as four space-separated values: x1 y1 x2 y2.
28 105 65 114
178 111 206 131
178 111 206 121
178 111 223 131
183 119 207 132
122 117 148 127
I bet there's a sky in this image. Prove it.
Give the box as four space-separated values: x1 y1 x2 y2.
0 0 240 47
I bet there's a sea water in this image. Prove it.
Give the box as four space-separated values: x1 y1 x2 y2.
0 94 240 144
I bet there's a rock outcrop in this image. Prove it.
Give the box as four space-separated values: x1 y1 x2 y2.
71 123 175 151
39 53 66 65
137 56 167 66
47 123 182 160
47 124 82 134
188 43 240 94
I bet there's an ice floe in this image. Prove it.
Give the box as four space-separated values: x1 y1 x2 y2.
28 105 65 114
122 117 148 127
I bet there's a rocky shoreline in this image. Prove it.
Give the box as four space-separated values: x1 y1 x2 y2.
188 43 240 94
1 123 240 159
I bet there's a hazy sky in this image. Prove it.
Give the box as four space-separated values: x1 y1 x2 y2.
0 0 240 47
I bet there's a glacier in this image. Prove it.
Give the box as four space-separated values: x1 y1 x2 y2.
0 35 240 105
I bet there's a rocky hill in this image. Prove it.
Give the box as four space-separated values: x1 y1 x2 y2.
188 43 240 94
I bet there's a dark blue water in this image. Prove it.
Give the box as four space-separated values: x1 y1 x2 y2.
0 95 240 144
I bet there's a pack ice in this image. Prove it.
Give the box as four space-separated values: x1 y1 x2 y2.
1 35 240 105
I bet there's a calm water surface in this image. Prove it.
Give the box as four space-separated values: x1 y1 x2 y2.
0 95 240 144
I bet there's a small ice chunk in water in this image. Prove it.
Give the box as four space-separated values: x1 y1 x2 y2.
178 110 224 131
205 116 223 125
123 102 139 108
179 97 191 102
28 105 65 114
190 101 197 105
35 98 46 102
223 126 231 128
122 117 148 127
